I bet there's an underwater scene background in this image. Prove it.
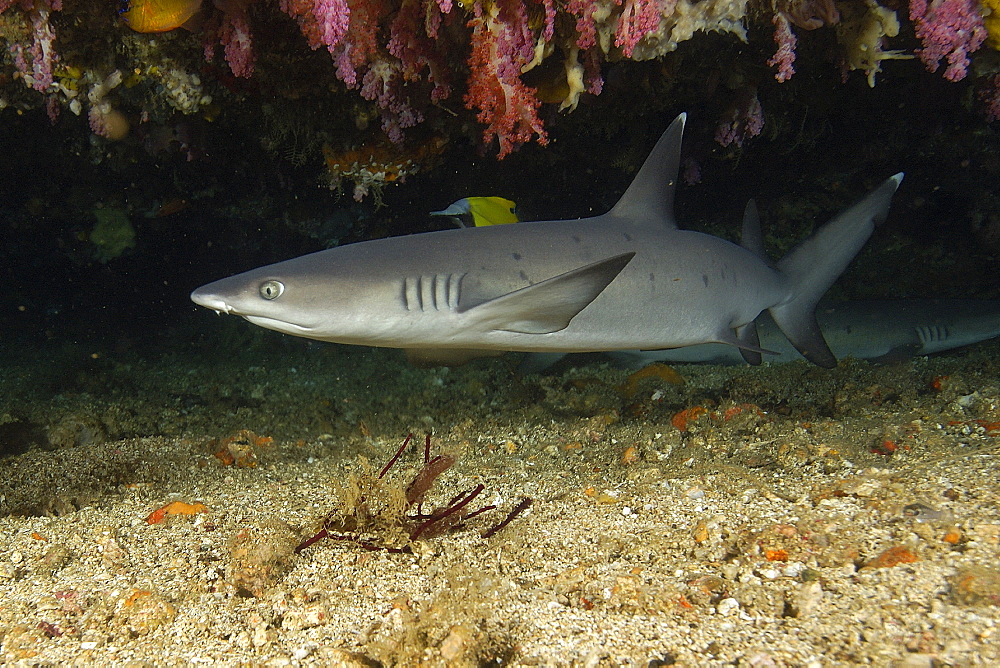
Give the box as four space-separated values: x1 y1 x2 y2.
1 0 1000 664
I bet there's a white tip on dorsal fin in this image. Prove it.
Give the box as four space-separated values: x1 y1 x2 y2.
608 113 685 228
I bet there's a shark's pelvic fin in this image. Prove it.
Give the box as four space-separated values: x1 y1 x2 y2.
608 114 685 228
405 348 504 367
713 326 773 358
518 352 568 374
735 322 764 365
460 252 636 334
770 173 904 367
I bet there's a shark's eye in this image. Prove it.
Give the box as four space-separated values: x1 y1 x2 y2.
259 280 284 300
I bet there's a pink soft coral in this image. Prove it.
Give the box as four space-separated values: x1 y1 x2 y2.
909 0 986 82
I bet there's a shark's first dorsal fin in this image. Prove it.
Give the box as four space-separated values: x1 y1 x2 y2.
608 113 685 227
460 253 636 335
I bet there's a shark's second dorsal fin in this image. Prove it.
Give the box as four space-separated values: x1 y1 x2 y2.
740 200 769 263
608 114 685 228
734 200 769 366
460 253 635 335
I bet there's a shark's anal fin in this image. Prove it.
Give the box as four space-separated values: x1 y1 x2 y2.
461 253 636 334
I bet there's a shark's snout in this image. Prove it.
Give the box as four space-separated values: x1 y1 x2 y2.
191 288 232 314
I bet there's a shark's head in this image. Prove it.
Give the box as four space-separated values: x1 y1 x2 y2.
190 248 403 343
191 271 325 337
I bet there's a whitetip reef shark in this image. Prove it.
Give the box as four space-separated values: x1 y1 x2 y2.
191 114 903 368
520 299 1000 372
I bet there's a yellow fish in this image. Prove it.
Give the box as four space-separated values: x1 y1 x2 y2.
430 197 518 228
985 0 1000 50
121 0 203 33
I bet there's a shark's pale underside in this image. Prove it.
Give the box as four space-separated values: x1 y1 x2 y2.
191 114 903 368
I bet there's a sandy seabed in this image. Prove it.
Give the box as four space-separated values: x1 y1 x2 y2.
1 332 999 667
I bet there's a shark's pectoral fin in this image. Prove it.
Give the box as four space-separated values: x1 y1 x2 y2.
405 348 504 367
460 253 636 334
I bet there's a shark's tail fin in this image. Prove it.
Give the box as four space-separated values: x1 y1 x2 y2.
769 174 903 368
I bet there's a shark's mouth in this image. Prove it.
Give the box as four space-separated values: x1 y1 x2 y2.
243 314 316 334
191 293 317 333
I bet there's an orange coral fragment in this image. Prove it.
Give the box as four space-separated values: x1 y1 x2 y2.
619 363 685 398
871 439 902 456
723 403 765 421
764 549 789 562
723 406 744 421
865 545 919 568
672 405 708 431
146 500 209 525
931 375 950 391
124 589 152 606
943 527 963 544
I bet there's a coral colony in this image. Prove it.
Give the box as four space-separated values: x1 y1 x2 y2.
3 0 1000 182
294 434 532 554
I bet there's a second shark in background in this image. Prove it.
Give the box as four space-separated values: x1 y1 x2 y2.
520 299 1000 373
